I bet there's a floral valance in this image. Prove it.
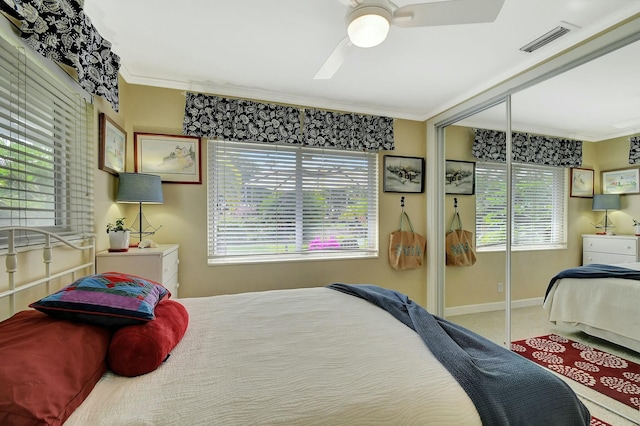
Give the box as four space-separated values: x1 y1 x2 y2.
1 0 120 111
182 92 394 152
629 136 640 164
472 128 582 167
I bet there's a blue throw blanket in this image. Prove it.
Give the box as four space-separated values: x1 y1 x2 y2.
545 263 640 301
327 283 590 426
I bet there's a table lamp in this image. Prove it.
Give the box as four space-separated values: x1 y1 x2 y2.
116 172 164 246
592 194 620 235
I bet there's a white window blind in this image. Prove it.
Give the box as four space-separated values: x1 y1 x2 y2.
208 140 378 263
0 32 93 244
475 162 567 250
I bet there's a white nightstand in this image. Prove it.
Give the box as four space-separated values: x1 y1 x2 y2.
96 244 180 298
582 235 640 266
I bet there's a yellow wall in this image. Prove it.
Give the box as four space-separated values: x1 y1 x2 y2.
93 81 429 305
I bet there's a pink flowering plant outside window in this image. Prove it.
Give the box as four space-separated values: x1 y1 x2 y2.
308 236 341 250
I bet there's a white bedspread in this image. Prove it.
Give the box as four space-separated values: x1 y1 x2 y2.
66 287 481 425
544 262 640 353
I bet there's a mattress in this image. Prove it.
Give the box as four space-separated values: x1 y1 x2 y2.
66 287 481 425
544 262 640 353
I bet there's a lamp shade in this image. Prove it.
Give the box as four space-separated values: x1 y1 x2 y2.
592 194 620 211
117 173 164 204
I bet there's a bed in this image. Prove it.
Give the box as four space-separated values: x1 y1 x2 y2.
543 262 640 354
1 227 590 425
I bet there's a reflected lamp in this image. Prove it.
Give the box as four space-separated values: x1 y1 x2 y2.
592 194 620 235
116 172 164 245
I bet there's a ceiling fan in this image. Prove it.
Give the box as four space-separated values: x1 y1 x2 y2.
314 0 506 79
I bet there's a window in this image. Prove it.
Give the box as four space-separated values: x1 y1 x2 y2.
475 162 567 250
208 140 378 263
0 31 93 244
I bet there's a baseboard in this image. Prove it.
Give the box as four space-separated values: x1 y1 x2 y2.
445 297 544 317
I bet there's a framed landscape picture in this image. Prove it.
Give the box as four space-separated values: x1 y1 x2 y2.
383 155 425 193
602 168 640 194
134 133 202 184
445 160 475 195
570 168 594 198
98 113 126 176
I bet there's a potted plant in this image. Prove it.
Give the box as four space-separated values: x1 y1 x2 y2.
106 218 130 251
634 219 640 236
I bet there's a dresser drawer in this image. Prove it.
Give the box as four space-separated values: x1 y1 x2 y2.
582 251 637 265
162 248 179 283
582 236 638 256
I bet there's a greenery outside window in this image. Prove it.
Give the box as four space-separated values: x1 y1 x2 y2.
208 140 379 264
475 161 567 251
0 30 93 246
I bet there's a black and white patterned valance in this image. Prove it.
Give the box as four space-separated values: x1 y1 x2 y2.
472 128 582 167
182 92 394 152
1 0 120 111
182 92 302 145
303 108 394 151
629 136 640 164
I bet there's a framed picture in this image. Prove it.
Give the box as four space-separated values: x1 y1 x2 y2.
445 160 475 195
570 168 594 198
98 113 126 176
602 168 640 195
134 133 202 184
383 155 425 193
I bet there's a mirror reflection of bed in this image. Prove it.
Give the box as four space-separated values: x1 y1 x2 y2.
441 37 640 425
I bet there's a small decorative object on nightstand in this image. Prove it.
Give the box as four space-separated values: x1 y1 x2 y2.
106 218 130 252
96 244 180 297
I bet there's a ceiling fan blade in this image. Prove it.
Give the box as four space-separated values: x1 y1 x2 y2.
393 0 505 28
314 37 354 80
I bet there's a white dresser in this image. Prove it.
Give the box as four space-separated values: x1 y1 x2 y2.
582 235 640 266
96 244 180 297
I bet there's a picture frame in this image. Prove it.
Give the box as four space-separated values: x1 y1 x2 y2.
383 155 425 193
134 133 202 184
602 168 640 195
569 168 594 198
445 160 475 195
98 113 126 176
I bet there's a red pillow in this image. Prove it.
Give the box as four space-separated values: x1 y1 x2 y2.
0 310 112 426
107 300 189 377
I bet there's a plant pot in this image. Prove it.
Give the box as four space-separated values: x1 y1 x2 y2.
108 230 130 251
635 225 640 236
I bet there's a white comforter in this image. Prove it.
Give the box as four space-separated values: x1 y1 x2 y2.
543 262 640 353
66 287 481 425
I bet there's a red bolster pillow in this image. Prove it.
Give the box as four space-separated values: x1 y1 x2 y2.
107 300 189 377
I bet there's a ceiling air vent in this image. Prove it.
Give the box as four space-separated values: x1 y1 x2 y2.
519 21 579 53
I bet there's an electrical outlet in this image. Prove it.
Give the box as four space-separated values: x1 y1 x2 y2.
497 282 504 292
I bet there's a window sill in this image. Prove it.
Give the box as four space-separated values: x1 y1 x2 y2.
208 250 378 266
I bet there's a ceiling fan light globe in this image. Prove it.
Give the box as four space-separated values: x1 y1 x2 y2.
347 10 391 48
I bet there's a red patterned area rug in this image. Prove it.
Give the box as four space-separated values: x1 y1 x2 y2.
590 417 611 426
511 334 640 413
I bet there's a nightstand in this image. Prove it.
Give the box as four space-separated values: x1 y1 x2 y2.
96 244 180 298
582 235 640 266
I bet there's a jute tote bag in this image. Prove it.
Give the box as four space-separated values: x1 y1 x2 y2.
389 212 426 270
445 211 477 266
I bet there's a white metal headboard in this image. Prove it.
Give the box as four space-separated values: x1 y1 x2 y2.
0 226 95 317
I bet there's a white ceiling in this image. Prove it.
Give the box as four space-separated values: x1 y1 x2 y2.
83 0 640 142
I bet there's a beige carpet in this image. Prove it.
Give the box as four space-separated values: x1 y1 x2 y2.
448 306 640 426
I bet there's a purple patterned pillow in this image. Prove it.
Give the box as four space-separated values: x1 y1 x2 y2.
30 272 169 327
